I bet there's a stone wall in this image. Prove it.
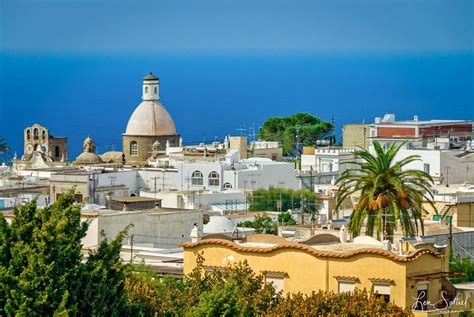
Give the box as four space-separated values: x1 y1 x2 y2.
122 134 179 165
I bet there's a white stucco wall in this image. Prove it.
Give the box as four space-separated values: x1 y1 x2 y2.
81 216 99 248
96 209 202 248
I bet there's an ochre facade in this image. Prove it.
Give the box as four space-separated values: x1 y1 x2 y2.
182 238 452 311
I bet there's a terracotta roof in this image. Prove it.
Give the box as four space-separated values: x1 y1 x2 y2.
262 270 288 277
334 275 360 282
369 277 395 284
180 239 443 262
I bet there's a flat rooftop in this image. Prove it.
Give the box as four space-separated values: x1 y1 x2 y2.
81 207 198 217
374 119 472 126
111 196 158 203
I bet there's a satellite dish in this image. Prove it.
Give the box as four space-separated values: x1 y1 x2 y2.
316 140 321 145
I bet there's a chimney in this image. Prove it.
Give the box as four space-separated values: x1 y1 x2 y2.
190 223 201 243
339 225 347 243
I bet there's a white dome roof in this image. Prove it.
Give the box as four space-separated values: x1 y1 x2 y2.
204 216 235 234
125 100 176 136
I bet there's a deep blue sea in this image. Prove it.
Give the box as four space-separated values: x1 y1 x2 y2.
0 53 473 160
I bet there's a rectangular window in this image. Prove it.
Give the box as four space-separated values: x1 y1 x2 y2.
338 281 355 293
131 142 138 156
265 275 284 293
423 163 430 174
373 284 390 303
414 283 428 311
74 194 83 203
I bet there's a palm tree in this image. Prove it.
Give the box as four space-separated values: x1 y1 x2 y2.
335 141 435 241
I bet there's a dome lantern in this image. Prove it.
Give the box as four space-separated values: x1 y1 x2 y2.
142 72 159 101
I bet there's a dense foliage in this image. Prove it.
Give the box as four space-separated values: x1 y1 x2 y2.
258 113 333 155
273 289 411 316
336 141 435 241
125 253 279 316
237 212 277 234
125 253 412 316
277 212 297 225
449 255 474 284
249 187 319 213
0 192 129 316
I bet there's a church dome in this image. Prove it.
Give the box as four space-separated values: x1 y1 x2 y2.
125 100 177 136
73 136 103 165
73 152 103 165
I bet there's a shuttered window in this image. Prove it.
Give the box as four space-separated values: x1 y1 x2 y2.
265 275 284 293
338 281 355 293
373 283 391 303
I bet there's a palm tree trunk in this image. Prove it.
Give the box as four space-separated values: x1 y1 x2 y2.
382 207 387 241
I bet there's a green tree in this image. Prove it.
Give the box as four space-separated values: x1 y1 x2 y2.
3 193 88 315
0 136 8 153
237 212 277 234
125 253 280 316
449 255 474 284
76 228 131 316
277 212 296 225
258 113 333 155
335 141 435 241
0 191 130 315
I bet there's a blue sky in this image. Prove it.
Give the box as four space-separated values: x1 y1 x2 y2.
1 0 473 54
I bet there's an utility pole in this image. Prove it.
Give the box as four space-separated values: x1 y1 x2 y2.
129 234 134 263
448 217 453 258
108 175 116 198
300 194 305 225
445 166 450 187
278 180 285 212
466 165 470 184
160 169 167 190
236 124 246 136
295 125 301 155
151 176 159 208
243 180 248 212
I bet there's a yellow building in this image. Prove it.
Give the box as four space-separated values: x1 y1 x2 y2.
182 234 466 313
342 123 370 149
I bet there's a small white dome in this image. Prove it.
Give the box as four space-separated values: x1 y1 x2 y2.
204 216 235 234
125 101 176 136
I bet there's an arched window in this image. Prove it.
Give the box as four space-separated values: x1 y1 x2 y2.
26 129 31 140
42 130 46 140
223 182 232 189
54 146 60 158
130 141 138 156
33 128 39 140
191 170 203 186
145 86 148 93
154 86 157 94
208 171 220 186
